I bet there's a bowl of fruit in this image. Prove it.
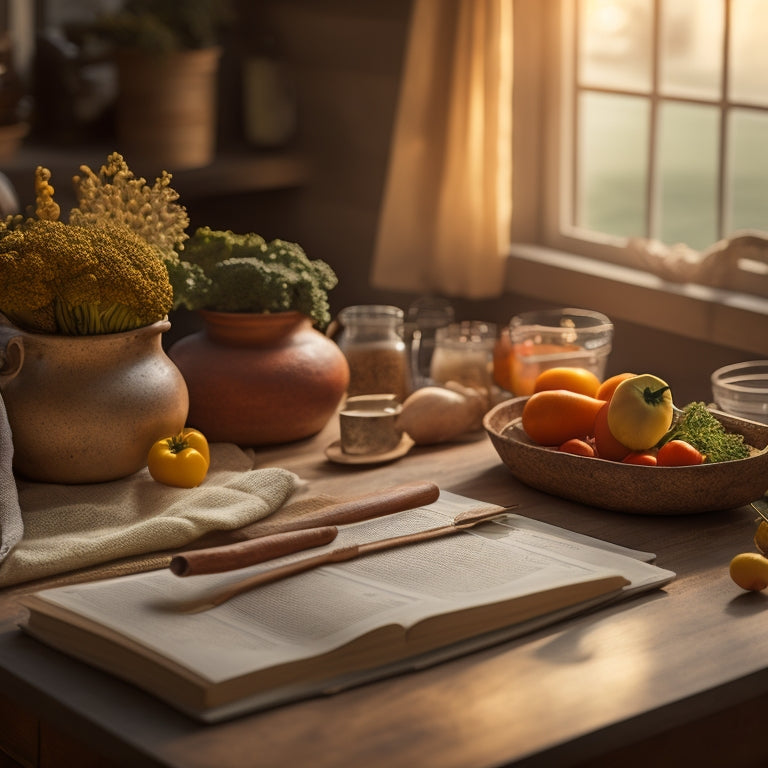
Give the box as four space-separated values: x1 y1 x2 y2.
484 369 768 514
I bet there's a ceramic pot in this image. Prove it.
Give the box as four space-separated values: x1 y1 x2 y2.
169 311 349 446
0 318 189 484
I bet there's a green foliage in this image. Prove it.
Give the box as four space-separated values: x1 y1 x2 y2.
0 219 173 334
174 227 338 329
660 401 751 463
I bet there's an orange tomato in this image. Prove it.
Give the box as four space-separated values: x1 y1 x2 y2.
656 439 705 466
521 390 605 446
533 367 601 398
559 438 596 457
596 372 637 401
622 451 658 466
592 402 631 461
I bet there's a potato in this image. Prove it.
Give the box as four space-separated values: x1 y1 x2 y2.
395 384 488 445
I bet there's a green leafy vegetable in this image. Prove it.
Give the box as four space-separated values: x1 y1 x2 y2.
660 401 750 463
170 227 338 329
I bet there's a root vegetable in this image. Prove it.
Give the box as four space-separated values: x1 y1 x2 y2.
395 384 488 445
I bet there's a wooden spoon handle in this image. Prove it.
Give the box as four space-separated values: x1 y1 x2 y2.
275 481 441 531
170 526 339 576
171 481 441 576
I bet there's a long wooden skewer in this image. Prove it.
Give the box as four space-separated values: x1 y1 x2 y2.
178 505 515 613
170 481 441 576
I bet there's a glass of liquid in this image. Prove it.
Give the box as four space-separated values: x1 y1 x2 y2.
496 308 613 396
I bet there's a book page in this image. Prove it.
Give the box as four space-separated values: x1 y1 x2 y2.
23 492 672 689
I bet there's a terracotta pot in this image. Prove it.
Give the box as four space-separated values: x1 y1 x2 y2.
0 318 189 484
114 47 221 171
169 311 349 446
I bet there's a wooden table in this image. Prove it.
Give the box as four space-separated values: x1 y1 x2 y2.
0 418 766 768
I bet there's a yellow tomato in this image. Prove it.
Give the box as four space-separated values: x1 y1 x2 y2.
607 374 674 451
147 428 210 488
533 367 601 398
729 552 768 591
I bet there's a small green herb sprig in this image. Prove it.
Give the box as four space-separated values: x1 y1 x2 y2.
661 401 750 463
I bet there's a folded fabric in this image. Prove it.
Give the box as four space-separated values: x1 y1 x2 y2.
0 443 299 588
0 394 22 564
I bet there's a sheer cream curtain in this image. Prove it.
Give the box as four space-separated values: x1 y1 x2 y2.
371 0 513 298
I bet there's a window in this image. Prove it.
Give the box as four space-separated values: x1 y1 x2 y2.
517 0 768 297
508 0 767 354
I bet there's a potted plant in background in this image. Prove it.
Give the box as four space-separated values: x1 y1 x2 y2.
0 154 190 483
166 227 349 447
88 0 231 171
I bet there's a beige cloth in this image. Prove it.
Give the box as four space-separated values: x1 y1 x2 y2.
0 395 22 563
0 442 299 589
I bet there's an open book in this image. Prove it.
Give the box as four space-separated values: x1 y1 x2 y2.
20 491 674 722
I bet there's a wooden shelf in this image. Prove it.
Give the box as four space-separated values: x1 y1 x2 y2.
0 144 308 209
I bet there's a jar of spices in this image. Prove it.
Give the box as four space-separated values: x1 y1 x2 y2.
336 305 411 402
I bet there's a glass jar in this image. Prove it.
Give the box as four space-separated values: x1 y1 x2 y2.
336 305 411 402
430 321 497 393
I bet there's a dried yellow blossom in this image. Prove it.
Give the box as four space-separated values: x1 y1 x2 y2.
0 219 173 335
69 152 189 261
34 166 60 221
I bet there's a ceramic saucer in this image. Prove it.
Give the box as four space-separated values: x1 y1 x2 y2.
325 433 415 465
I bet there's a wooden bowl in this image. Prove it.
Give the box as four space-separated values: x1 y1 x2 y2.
483 397 768 514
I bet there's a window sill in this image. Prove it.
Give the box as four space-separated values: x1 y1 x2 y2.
506 244 768 357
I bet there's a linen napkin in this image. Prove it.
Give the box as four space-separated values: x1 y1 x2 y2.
0 394 23 563
0 442 300 589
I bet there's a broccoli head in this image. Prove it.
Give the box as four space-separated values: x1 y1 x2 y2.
0 219 173 334
174 227 338 328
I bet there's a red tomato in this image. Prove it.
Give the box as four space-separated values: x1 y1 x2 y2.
656 439 705 466
622 451 658 466
592 402 631 461
558 438 596 457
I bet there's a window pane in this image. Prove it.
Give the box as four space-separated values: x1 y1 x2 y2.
578 0 652 92
659 0 722 100
577 92 648 237
730 0 768 106
657 102 719 249
727 109 768 232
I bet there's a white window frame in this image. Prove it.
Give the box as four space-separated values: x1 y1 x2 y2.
507 0 768 356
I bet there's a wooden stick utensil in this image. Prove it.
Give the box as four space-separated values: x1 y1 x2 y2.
178 504 515 613
170 481 441 576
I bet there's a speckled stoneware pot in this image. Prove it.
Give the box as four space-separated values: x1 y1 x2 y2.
0 318 189 484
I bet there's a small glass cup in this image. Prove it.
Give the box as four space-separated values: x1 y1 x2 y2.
496 308 613 396
405 296 455 389
711 360 768 425
430 321 497 392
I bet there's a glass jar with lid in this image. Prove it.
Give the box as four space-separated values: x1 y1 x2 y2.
336 305 411 402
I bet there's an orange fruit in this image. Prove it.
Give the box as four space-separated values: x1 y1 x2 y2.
533 367 601 398
729 552 768 591
596 372 637 401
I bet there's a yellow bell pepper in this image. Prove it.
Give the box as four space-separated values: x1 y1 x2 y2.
147 428 210 488
607 374 674 451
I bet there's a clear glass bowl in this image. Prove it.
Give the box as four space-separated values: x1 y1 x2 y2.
711 361 768 425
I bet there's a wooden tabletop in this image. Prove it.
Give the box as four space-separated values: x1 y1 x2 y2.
0 417 766 768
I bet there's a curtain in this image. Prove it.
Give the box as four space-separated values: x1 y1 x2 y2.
371 0 513 298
